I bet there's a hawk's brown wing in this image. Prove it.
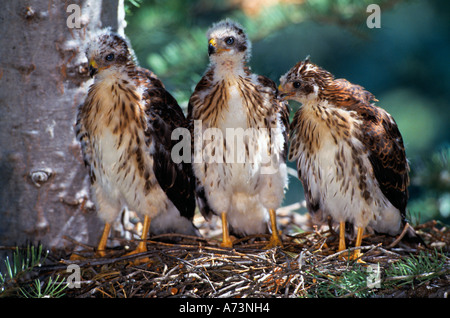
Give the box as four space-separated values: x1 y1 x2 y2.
186 94 215 221
257 75 290 162
358 104 409 214
140 68 196 220
75 103 95 184
324 78 378 106
326 79 409 214
186 71 218 221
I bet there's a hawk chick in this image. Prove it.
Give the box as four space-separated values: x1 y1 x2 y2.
188 19 290 247
279 58 417 259
76 29 198 256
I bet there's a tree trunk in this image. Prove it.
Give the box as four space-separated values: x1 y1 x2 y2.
0 0 124 253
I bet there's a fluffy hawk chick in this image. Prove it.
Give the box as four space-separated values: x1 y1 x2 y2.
279 57 417 260
76 29 198 257
188 19 290 248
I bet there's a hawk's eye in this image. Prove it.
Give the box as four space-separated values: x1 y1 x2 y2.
293 81 301 88
105 53 114 61
225 37 235 45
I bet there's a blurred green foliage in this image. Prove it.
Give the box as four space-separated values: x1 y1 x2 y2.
124 0 450 224
408 146 450 224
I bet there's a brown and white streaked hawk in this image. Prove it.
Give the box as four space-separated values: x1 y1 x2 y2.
188 19 290 248
279 57 417 259
75 29 198 257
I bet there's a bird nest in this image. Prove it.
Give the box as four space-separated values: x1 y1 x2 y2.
36 210 449 299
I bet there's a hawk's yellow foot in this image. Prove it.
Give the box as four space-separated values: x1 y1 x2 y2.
351 227 366 263
264 209 283 249
338 225 366 263
69 222 111 260
220 212 234 248
125 216 152 265
338 221 346 252
96 222 111 257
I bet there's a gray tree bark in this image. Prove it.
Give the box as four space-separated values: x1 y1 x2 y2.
0 0 124 253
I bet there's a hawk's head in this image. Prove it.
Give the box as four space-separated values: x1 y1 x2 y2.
206 19 251 65
279 57 334 103
85 29 136 78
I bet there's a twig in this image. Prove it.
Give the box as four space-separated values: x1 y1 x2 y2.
387 223 411 248
320 244 381 263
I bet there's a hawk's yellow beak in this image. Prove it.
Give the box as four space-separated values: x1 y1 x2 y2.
278 84 293 100
208 38 230 56
88 59 98 77
208 38 217 56
208 38 216 47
